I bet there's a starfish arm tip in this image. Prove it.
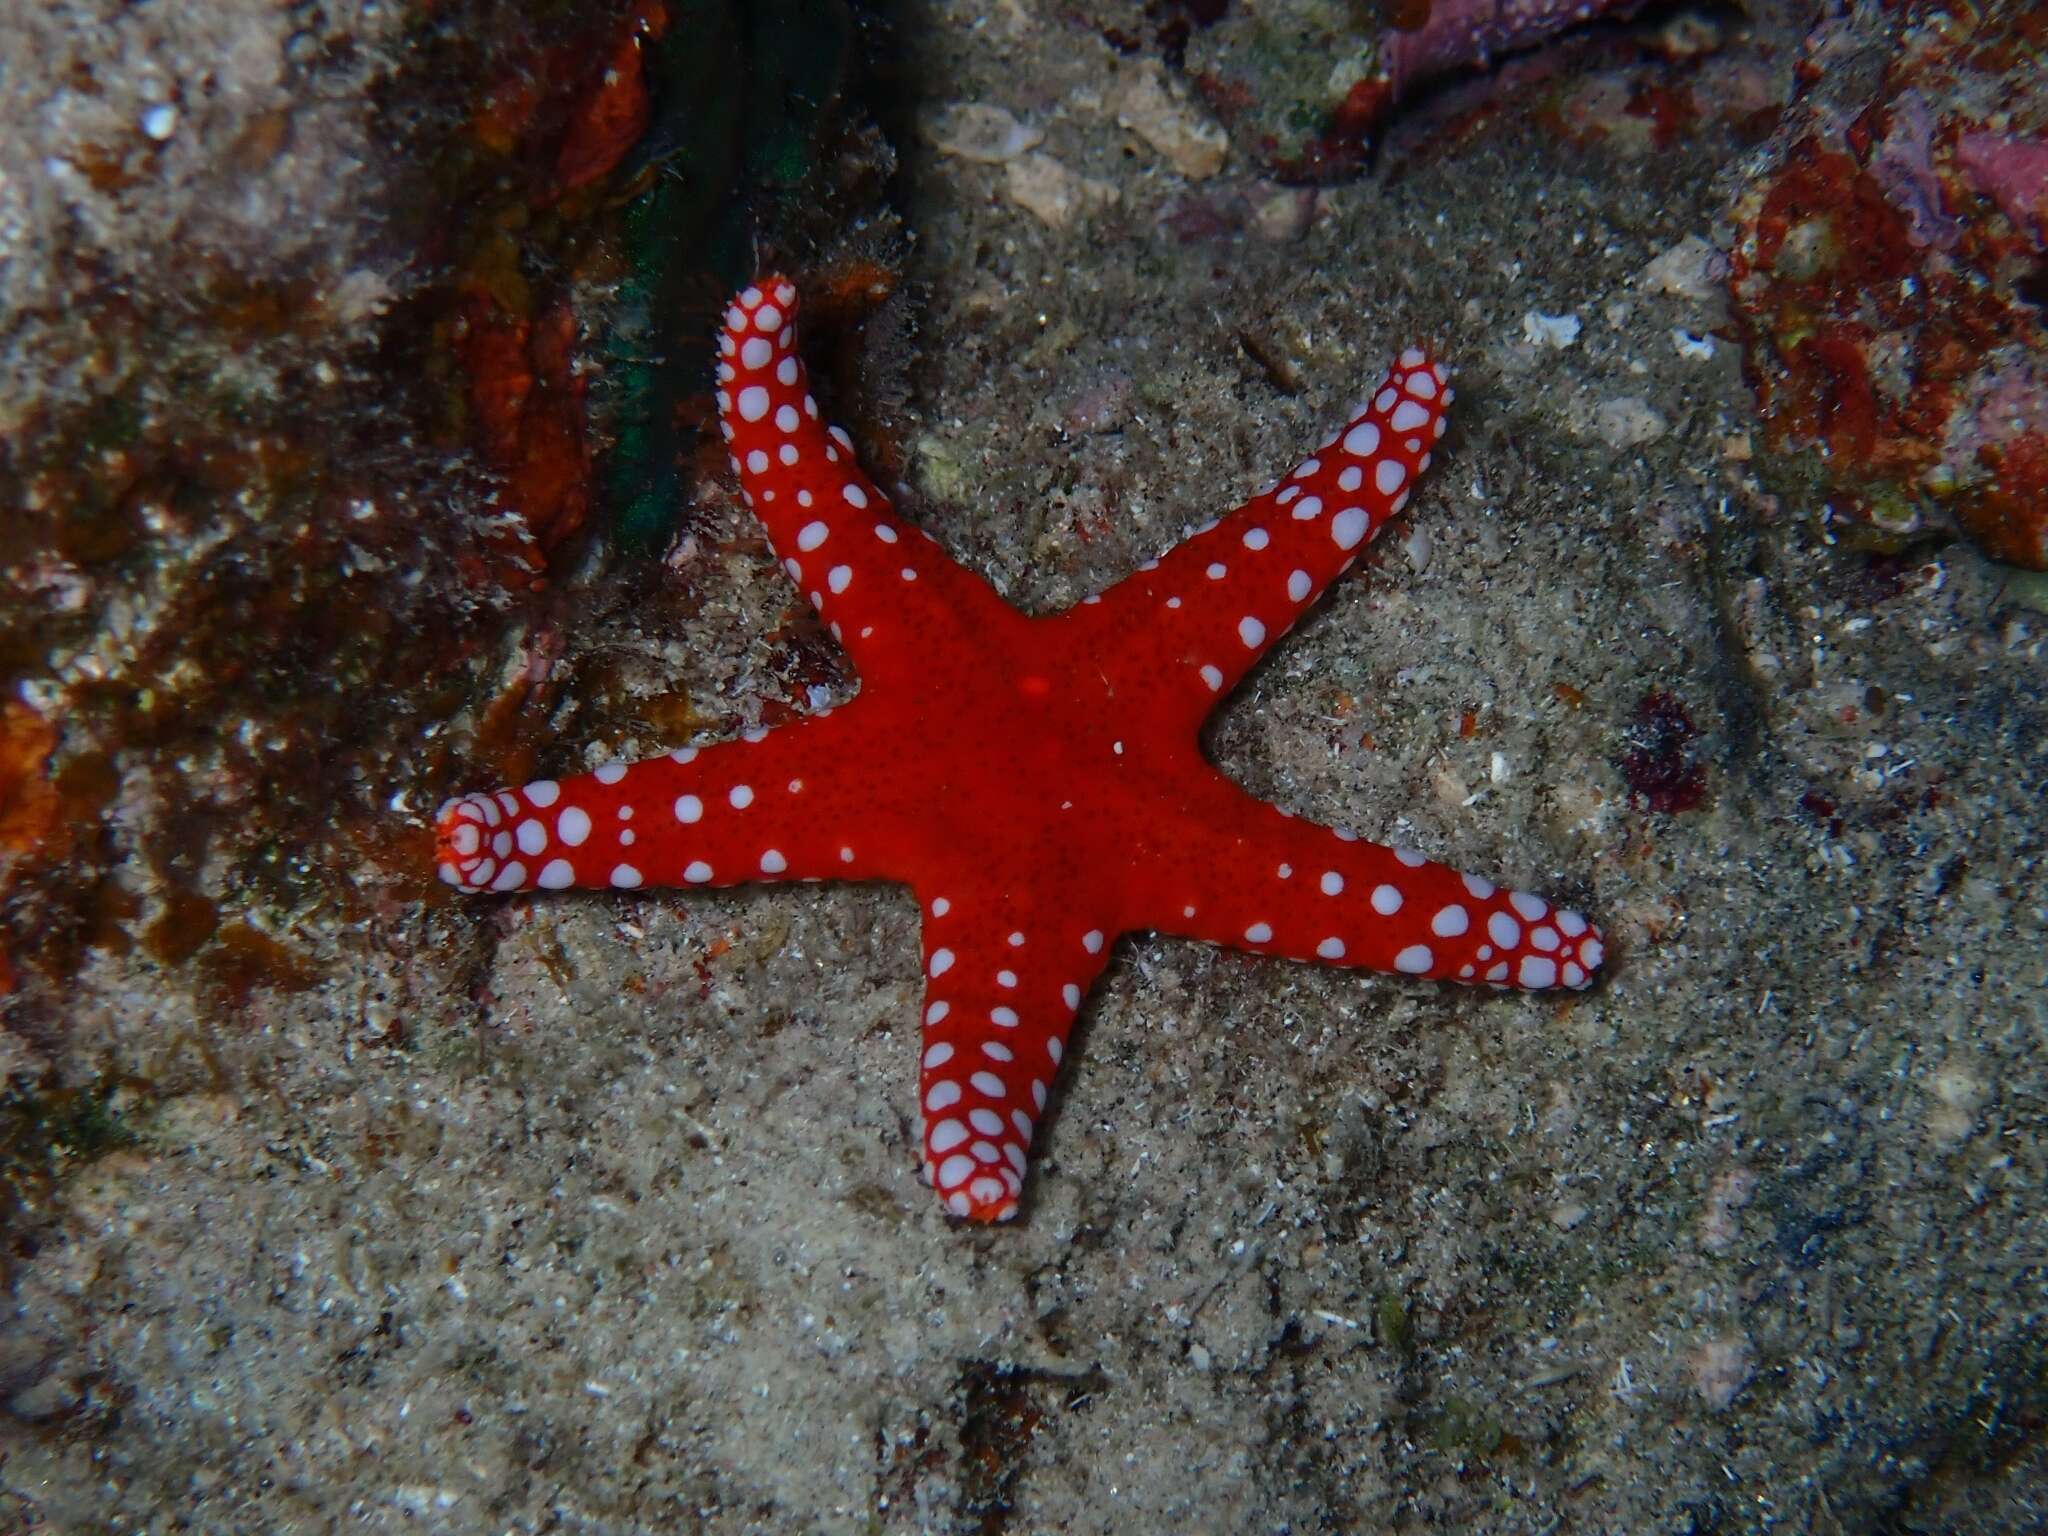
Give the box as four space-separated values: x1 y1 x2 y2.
915 896 1111 1225
1090 346 1453 710
1138 786 1605 997
431 717 900 895
717 274 1000 670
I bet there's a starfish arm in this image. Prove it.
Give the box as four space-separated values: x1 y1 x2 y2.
1083 350 1450 715
1136 777 1604 990
717 278 1012 678
911 881 1117 1222
433 707 909 893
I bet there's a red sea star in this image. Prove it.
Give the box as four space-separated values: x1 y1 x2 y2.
435 276 1605 1222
